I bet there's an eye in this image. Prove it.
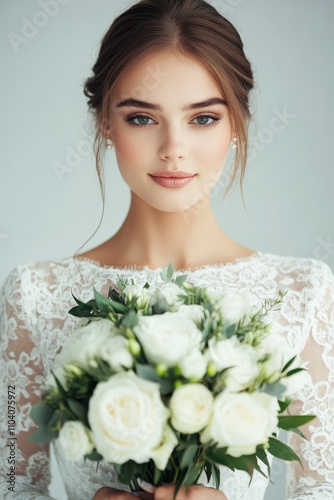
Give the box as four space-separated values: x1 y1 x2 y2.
192 114 222 127
125 114 155 127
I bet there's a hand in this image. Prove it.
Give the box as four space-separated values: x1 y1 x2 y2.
93 487 154 500
153 484 227 500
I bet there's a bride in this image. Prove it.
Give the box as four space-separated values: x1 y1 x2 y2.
1 0 333 499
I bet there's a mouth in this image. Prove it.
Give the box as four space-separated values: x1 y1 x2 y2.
149 172 197 189
150 170 196 179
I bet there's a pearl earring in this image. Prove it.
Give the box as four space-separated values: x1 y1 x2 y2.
106 139 113 150
231 137 237 149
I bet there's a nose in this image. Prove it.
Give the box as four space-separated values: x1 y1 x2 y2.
158 127 185 161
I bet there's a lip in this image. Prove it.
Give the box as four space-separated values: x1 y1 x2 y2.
149 173 196 189
150 170 195 178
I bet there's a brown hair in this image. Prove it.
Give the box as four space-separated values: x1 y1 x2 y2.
84 0 254 201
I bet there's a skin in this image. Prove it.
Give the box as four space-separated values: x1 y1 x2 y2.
92 484 226 499
82 48 254 271
85 48 250 499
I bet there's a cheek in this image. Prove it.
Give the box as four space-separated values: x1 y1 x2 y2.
193 127 231 160
112 127 151 168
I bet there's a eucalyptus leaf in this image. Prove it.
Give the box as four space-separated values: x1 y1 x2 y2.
167 263 174 281
136 364 160 383
122 311 139 329
30 402 54 426
28 426 58 444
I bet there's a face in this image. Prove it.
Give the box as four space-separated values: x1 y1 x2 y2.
107 49 233 213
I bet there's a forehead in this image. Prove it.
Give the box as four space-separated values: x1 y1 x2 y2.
111 49 223 104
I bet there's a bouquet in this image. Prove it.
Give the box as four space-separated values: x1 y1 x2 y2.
29 264 315 496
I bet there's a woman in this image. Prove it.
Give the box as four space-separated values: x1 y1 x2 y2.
0 0 333 499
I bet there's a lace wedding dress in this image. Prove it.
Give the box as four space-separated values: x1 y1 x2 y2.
0 251 333 499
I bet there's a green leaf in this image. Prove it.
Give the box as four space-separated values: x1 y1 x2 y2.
154 467 162 485
85 449 103 461
261 381 286 398
175 275 188 287
30 402 54 425
256 447 270 476
278 399 291 413
122 311 139 329
225 324 237 338
136 364 160 383
180 444 198 469
268 437 302 465
205 446 228 465
167 263 174 281
278 415 316 431
28 426 58 444
285 367 306 377
184 464 204 486
67 399 89 427
282 356 297 373
212 464 221 490
117 460 138 485
52 374 67 398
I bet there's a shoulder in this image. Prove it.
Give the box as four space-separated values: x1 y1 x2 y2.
0 257 93 310
257 251 334 302
259 251 333 282
2 257 77 291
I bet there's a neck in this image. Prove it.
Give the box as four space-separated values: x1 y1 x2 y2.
108 194 240 270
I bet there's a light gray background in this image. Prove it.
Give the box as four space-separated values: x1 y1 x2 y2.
1 1 333 499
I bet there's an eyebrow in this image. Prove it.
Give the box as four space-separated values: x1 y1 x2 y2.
116 97 227 112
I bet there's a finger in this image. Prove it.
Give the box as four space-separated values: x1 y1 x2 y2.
137 480 156 494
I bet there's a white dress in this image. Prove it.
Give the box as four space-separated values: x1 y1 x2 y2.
0 251 333 500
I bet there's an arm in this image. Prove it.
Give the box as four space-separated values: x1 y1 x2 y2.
0 267 56 499
285 261 334 499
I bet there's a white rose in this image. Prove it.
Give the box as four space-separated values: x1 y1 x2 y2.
179 349 207 380
57 319 118 369
201 392 279 457
257 334 307 396
58 421 93 461
88 371 169 464
150 426 178 470
177 305 206 324
170 384 214 434
134 312 202 367
123 284 154 310
159 283 186 306
218 292 257 324
101 336 133 371
207 337 259 392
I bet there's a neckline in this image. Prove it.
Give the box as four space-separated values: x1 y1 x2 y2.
73 250 263 274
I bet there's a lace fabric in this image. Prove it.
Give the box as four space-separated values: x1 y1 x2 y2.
0 251 333 499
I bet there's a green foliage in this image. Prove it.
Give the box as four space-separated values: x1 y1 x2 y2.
29 265 314 494
268 437 302 466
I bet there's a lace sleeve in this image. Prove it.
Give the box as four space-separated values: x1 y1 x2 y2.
0 267 55 499
286 261 334 499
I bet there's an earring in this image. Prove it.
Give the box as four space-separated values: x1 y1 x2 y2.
106 139 113 150
231 137 237 149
